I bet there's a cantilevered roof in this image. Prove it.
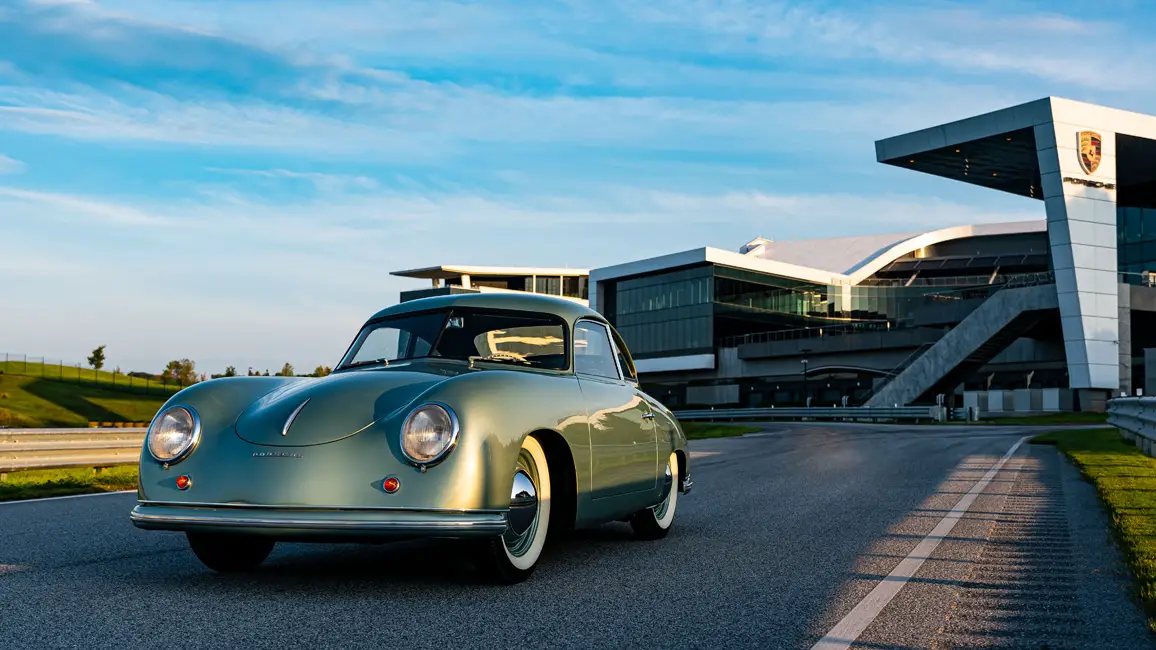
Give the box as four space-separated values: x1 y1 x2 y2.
588 220 1046 292
875 96 1156 198
392 265 589 280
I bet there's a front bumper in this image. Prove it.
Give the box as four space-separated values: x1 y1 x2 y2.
130 501 508 540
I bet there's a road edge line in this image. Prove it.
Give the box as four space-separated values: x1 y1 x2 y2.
810 435 1031 650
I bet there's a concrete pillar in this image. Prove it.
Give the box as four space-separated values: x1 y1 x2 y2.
1035 119 1119 391
1120 283 1133 395
1076 388 1110 412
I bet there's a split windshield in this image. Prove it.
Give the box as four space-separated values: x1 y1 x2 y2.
337 308 568 371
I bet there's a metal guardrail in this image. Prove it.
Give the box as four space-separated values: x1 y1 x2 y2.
1107 398 1156 455
0 428 146 473
674 405 943 422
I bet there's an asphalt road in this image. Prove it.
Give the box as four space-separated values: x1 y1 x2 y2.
1 423 1152 649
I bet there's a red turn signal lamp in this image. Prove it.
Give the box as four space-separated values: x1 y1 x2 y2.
175 475 192 490
383 477 400 493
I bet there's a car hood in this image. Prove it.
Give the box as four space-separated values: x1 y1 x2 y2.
234 368 450 447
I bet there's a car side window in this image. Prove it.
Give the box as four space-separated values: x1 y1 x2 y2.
574 321 621 380
609 327 637 382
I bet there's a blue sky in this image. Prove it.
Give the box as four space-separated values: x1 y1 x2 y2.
2 0 1155 375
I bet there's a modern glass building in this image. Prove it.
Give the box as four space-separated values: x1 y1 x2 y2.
590 98 1156 412
393 265 590 304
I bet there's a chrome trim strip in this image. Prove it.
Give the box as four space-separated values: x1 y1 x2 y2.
282 398 311 437
130 508 508 534
135 499 505 514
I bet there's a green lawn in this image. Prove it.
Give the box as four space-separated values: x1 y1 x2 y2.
0 360 183 396
0 374 167 427
985 412 1109 426
679 421 763 439
1031 428 1156 628
0 466 138 501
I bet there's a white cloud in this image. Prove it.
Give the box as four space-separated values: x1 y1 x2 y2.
206 167 378 191
0 154 24 174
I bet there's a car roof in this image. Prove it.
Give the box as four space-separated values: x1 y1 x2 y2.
365 292 606 326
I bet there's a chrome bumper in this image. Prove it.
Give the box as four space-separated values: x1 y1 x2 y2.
130 502 508 539
681 473 694 494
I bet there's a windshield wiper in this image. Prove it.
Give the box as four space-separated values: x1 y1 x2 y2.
342 357 391 370
468 354 531 369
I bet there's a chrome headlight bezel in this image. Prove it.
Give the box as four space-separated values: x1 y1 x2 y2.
146 405 202 465
400 402 459 468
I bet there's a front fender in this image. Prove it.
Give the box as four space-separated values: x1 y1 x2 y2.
412 370 589 509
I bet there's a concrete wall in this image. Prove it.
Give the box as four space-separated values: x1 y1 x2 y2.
686 384 740 406
966 388 1074 414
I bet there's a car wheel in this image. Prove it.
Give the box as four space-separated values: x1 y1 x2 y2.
630 451 679 540
475 435 551 585
187 532 275 573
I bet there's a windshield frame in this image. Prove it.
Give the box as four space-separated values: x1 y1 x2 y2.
334 307 572 373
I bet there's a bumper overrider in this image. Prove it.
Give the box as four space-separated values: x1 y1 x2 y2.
130 501 509 539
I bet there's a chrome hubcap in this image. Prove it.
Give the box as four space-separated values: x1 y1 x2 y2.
508 469 538 537
503 453 541 557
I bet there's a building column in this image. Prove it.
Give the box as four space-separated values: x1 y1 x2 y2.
1035 119 1119 395
1120 282 1133 396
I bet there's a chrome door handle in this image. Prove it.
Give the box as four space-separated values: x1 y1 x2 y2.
642 413 655 420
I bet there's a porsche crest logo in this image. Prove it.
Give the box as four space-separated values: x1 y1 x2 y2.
1078 130 1102 174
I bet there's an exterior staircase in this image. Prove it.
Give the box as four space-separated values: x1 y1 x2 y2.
864 284 1059 407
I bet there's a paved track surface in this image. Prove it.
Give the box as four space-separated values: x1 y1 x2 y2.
1 424 1151 649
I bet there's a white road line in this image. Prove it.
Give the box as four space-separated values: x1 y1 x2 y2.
810 435 1031 650
0 490 135 506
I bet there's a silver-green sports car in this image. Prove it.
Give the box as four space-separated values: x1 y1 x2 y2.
130 292 691 583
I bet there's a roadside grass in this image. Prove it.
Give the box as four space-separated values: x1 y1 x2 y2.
0 360 182 396
0 466 138 502
0 375 166 428
679 422 763 439
985 412 1109 426
1031 428 1156 627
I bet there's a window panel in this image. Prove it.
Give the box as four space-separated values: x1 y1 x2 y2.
574 321 620 379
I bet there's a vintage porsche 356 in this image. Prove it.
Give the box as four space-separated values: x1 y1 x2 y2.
130 292 692 583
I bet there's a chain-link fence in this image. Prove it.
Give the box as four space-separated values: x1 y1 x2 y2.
0 353 187 396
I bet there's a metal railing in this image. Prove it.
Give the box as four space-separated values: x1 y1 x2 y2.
0 428 146 473
1107 398 1156 456
674 405 945 422
720 321 895 347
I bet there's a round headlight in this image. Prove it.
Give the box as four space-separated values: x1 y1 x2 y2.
147 406 200 463
400 403 458 466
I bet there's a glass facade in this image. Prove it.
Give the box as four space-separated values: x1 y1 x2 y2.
610 266 714 358
1117 206 1156 277
606 263 1055 360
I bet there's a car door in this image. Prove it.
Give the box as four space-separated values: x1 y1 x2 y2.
574 319 658 499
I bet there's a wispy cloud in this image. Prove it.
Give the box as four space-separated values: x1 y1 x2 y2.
0 187 182 226
0 154 25 174
206 167 379 191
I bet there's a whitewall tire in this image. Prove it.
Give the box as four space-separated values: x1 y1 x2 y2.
475 435 551 584
630 451 678 540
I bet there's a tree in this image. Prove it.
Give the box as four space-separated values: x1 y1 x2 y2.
278 363 295 377
263 369 270 376
313 365 333 377
162 359 197 385
224 366 237 377
88 345 107 371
